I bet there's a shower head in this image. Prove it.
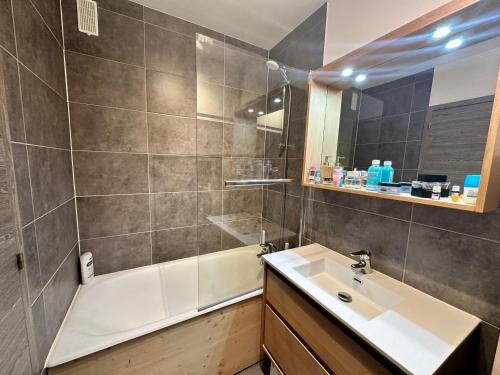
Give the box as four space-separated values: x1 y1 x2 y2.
266 60 281 71
267 60 291 85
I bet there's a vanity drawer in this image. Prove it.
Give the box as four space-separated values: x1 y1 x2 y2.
265 269 393 375
264 305 329 375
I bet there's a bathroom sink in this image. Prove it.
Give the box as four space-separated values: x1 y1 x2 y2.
293 258 402 320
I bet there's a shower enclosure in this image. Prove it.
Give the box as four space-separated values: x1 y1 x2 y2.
195 34 296 309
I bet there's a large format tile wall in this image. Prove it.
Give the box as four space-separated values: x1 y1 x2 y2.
0 0 79 373
354 70 434 181
61 0 270 275
263 4 327 248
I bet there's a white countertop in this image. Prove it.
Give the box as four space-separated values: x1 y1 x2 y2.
263 244 480 375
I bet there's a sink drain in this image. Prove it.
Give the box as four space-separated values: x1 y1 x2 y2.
337 291 352 303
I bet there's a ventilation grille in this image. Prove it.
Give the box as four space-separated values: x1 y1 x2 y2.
77 0 98 36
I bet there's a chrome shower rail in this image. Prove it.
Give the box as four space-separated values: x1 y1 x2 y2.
224 179 294 187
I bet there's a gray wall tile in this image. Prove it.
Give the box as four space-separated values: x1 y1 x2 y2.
20 66 70 149
197 157 222 191
31 294 49 374
143 7 223 41
73 151 149 195
225 48 267 94
223 189 262 221
70 103 148 152
196 37 224 85
148 114 196 155
146 70 196 116
152 227 197 262
197 81 223 120
43 246 79 343
224 36 267 57
150 155 197 192
66 51 146 110
0 50 24 143
0 0 16 55
96 0 144 20
63 1 144 66
77 194 150 238
63 2 144 66
35 199 78 284
413 205 500 243
150 192 197 230
405 224 500 326
197 120 223 156
11 144 33 226
198 224 222 255
31 0 63 44
145 24 195 77
13 0 66 97
81 232 151 275
198 191 222 224
223 122 265 158
28 146 73 218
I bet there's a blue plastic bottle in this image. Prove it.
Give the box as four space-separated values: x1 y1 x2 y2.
314 169 321 184
366 160 382 191
381 161 394 183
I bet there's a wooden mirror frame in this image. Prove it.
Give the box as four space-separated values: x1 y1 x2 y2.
303 0 500 213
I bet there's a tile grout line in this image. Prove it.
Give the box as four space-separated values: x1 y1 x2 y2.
59 0 81 262
17 59 66 102
21 196 74 230
28 0 63 49
9 0 45 314
10 140 71 152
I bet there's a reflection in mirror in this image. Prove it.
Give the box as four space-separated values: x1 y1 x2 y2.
320 37 500 188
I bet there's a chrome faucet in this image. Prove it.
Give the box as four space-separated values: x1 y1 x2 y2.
257 230 278 260
350 250 372 275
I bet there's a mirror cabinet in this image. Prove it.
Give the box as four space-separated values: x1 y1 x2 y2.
304 0 500 212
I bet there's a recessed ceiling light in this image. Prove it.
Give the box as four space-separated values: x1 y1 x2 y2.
341 68 353 77
274 97 282 103
355 74 367 83
445 38 463 49
248 108 254 113
433 26 451 39
258 111 264 115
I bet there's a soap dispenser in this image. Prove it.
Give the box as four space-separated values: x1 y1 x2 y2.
320 156 334 184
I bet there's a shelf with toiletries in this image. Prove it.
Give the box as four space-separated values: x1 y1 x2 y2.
303 1 500 213
305 158 480 211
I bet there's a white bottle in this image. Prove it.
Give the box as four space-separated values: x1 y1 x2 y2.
80 252 94 284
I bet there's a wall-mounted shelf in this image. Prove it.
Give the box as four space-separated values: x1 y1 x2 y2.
303 182 478 212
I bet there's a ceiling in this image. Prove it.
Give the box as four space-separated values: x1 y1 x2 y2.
130 0 327 49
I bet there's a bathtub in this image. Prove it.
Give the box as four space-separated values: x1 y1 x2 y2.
46 245 264 368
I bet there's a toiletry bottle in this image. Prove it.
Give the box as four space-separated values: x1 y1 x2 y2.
450 185 461 202
80 252 94 284
332 156 345 187
431 185 441 200
381 161 394 183
314 169 321 184
366 160 382 191
320 156 333 184
463 175 480 204
308 165 317 183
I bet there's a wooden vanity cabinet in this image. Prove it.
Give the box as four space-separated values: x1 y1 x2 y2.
262 267 397 375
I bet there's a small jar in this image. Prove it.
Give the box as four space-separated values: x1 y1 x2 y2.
431 185 441 200
450 185 461 202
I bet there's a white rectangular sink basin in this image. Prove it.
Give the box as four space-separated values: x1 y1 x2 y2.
293 258 402 320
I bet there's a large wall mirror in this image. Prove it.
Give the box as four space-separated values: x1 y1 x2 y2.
304 0 500 213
